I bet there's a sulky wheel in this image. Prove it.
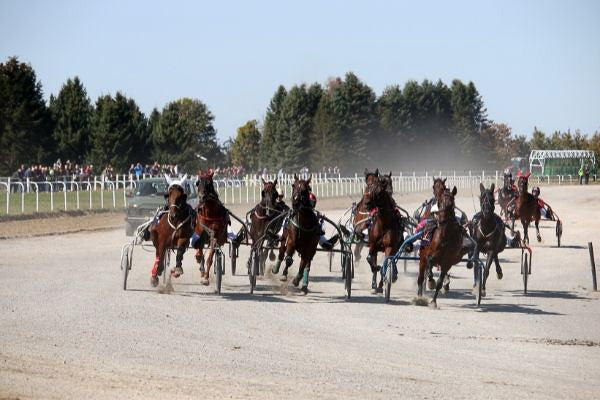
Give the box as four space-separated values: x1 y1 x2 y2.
521 252 529 295
121 248 130 291
215 250 223 295
230 244 237 276
249 249 259 294
384 260 393 303
556 220 562 248
344 253 352 300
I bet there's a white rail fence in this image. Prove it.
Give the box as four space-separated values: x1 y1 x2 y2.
0 171 592 215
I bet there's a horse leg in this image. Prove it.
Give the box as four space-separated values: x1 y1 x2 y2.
481 252 494 298
522 219 530 244
171 239 187 278
271 231 288 275
353 241 363 262
471 248 480 294
151 244 164 287
201 248 214 285
426 255 435 290
367 249 381 294
280 239 296 282
535 217 541 242
195 248 205 273
293 259 310 294
494 254 503 280
417 254 426 298
431 267 448 308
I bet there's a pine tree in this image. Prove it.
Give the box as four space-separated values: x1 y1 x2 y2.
260 86 287 172
231 120 261 172
49 76 93 163
0 57 53 175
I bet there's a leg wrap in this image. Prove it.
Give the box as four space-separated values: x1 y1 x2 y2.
302 268 310 286
285 255 293 268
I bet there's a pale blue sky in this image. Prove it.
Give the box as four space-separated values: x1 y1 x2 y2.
1 0 599 142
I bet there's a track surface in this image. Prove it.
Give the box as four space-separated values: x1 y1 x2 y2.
2 185 600 399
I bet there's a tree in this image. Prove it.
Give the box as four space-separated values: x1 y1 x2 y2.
49 76 93 163
152 98 219 172
0 57 53 175
260 85 287 171
231 120 261 171
89 92 149 171
529 127 549 150
451 80 487 160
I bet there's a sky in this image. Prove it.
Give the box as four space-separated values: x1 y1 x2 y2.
1 0 599 142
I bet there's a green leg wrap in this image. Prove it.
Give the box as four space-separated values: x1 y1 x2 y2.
302 268 310 287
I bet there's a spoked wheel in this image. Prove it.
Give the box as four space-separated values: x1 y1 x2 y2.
215 250 223 295
249 249 259 294
521 252 529 295
121 246 131 291
384 259 393 303
260 248 267 276
328 250 334 272
343 253 352 300
556 220 562 247
162 251 170 285
475 258 484 307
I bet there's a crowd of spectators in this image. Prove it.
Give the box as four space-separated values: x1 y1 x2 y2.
128 162 179 179
11 159 98 183
212 165 245 179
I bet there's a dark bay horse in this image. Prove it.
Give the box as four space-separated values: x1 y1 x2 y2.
350 169 381 260
469 183 507 297
414 177 447 222
513 172 541 243
194 171 228 285
364 176 404 293
271 175 320 294
497 172 517 222
149 176 194 287
417 187 471 307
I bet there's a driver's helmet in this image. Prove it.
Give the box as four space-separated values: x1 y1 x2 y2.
532 186 540 197
309 192 317 208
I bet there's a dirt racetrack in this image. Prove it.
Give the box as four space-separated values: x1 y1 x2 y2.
1 185 600 399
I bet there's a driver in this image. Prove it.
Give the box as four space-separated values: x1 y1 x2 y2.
309 193 339 250
531 186 553 219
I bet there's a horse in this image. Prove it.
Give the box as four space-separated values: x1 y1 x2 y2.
417 187 471 307
347 169 380 259
149 175 194 287
363 176 404 293
497 173 517 222
271 175 320 294
414 177 447 222
469 183 507 297
247 178 288 265
193 171 228 285
513 172 541 243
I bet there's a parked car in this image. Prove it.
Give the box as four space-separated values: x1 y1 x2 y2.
124 177 198 236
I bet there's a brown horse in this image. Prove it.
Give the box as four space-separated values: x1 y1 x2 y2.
271 175 320 294
248 178 288 260
350 169 381 260
194 171 228 285
364 176 404 293
469 183 507 297
417 187 470 307
414 177 447 222
149 176 194 287
497 172 517 222
513 172 541 243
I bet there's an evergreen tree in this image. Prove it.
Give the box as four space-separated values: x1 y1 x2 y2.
529 127 549 150
49 76 93 163
152 98 219 172
231 119 261 172
0 57 53 175
260 85 287 171
89 92 149 172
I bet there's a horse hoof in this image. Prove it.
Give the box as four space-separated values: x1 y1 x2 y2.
370 288 378 294
429 300 438 309
150 276 159 287
537 235 542 242
301 286 308 295
427 280 435 290
279 275 288 282
481 289 486 297
200 277 209 286
292 277 300 287
497 270 503 280
171 267 183 278
471 285 478 295
443 284 450 293
466 261 473 269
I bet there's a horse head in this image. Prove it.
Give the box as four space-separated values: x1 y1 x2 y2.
363 176 385 211
164 174 188 220
517 171 531 194
437 186 457 222
364 168 380 187
433 177 447 200
260 177 279 216
292 174 312 211
380 171 393 196
196 170 217 203
479 183 495 218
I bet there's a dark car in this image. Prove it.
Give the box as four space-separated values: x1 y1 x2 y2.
124 177 198 236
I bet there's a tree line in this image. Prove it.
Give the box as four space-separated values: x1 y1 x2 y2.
2 56 598 177
0 57 223 176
